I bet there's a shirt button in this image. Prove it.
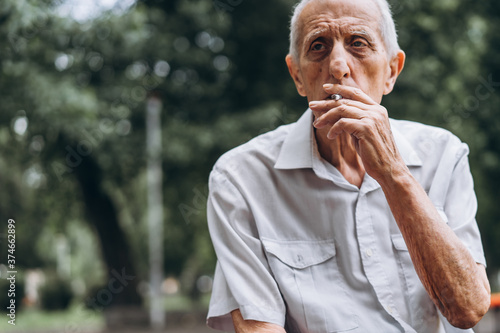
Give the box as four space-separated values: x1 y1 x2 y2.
365 248 373 257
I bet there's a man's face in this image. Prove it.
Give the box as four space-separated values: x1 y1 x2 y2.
286 0 403 104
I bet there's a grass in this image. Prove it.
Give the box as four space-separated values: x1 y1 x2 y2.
0 294 210 332
0 304 104 332
163 293 210 312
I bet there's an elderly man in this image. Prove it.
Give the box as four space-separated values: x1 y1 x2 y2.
206 0 491 332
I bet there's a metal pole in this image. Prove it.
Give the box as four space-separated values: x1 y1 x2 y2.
146 96 165 330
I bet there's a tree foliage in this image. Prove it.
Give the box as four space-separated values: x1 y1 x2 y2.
0 0 499 312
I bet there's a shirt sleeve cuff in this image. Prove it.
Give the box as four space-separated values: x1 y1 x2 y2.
207 296 238 331
467 246 487 268
207 301 285 332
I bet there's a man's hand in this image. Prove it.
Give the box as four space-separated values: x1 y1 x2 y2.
309 83 407 183
231 309 286 333
310 83 490 328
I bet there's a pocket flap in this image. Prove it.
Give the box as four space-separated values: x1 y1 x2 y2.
261 238 336 269
391 234 408 251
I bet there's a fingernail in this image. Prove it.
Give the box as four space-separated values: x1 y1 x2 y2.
323 83 334 89
309 101 319 108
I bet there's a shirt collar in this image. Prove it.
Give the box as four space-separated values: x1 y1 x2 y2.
274 109 315 169
274 109 422 170
390 119 423 167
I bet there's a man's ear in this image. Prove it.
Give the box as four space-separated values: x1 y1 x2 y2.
286 54 307 97
383 50 405 95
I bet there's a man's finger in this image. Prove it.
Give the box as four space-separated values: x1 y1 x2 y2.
312 104 366 129
309 99 370 114
322 83 377 105
326 117 365 140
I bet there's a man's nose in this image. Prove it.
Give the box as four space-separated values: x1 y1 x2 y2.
329 44 350 81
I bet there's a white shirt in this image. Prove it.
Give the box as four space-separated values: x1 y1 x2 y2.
206 109 486 333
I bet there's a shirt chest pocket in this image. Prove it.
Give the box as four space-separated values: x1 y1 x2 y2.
261 238 359 333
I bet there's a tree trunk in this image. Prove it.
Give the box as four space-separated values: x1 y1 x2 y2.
69 143 142 307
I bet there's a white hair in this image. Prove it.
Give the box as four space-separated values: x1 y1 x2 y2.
289 0 400 61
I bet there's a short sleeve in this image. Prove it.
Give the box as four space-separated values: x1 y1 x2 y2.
439 142 486 267
206 262 239 331
206 168 286 331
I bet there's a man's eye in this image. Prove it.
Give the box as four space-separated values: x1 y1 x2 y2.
352 39 367 47
311 42 325 51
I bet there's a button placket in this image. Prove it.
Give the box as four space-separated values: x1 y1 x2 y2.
355 191 416 333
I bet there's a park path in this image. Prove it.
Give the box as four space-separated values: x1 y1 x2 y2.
4 309 499 333
102 326 221 333
3 326 221 333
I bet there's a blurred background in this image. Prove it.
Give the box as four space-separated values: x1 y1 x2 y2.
0 0 499 332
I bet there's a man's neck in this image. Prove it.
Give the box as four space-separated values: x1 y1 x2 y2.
315 128 366 188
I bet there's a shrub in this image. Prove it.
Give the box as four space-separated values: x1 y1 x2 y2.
39 277 73 311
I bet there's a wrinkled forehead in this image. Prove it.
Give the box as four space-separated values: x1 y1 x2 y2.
297 0 382 44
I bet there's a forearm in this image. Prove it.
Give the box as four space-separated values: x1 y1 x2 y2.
379 169 490 328
231 309 286 333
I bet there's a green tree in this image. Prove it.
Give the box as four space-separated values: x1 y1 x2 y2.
1 1 499 325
